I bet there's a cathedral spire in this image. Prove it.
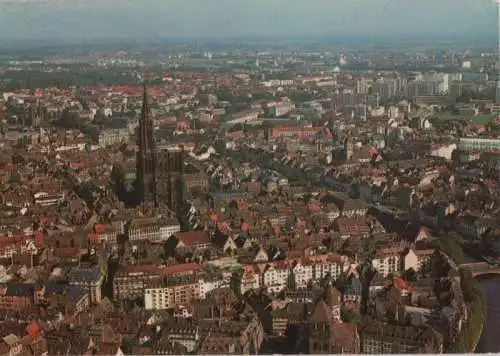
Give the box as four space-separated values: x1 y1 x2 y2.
136 82 157 209
141 82 149 118
139 83 152 151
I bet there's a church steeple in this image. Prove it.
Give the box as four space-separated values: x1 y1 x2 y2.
136 83 157 209
139 83 154 152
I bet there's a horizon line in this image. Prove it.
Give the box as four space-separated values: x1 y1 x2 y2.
0 33 497 47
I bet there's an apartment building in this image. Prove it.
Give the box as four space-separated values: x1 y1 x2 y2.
89 223 118 245
128 217 180 242
262 262 291 295
458 137 500 152
0 283 35 311
198 274 225 299
113 265 162 301
372 248 403 278
269 126 323 140
0 236 38 260
144 275 199 311
235 253 351 295
235 265 261 295
98 127 129 147
33 191 65 206
308 253 351 281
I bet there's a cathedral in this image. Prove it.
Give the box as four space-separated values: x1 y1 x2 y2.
135 84 185 217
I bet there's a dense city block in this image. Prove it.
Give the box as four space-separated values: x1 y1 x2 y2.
0 35 498 354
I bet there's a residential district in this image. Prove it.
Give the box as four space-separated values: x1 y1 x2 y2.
0 44 498 355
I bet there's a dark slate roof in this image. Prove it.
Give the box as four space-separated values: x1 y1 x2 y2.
67 286 88 302
209 190 249 201
43 282 87 302
44 282 68 297
67 266 102 282
5 283 35 297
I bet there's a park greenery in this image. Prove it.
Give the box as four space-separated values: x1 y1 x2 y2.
429 232 465 265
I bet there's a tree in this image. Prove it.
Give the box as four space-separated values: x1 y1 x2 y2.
357 263 377 315
333 271 349 294
9 171 20 184
430 250 451 278
290 91 315 104
92 112 109 126
341 308 362 324
420 258 432 277
403 268 418 282
320 272 332 289
459 268 476 302
431 234 464 265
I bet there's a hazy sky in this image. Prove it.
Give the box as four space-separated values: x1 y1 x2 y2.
0 0 498 40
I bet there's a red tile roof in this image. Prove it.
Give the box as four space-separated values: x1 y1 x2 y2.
26 321 41 340
94 224 105 234
241 222 249 232
118 264 161 275
161 263 203 277
71 161 85 170
394 277 412 291
0 235 26 250
53 247 85 257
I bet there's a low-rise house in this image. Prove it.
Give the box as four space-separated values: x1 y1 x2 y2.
238 246 269 265
212 231 237 254
167 231 211 251
404 248 434 272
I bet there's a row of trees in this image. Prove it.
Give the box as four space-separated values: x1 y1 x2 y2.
2 69 137 91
